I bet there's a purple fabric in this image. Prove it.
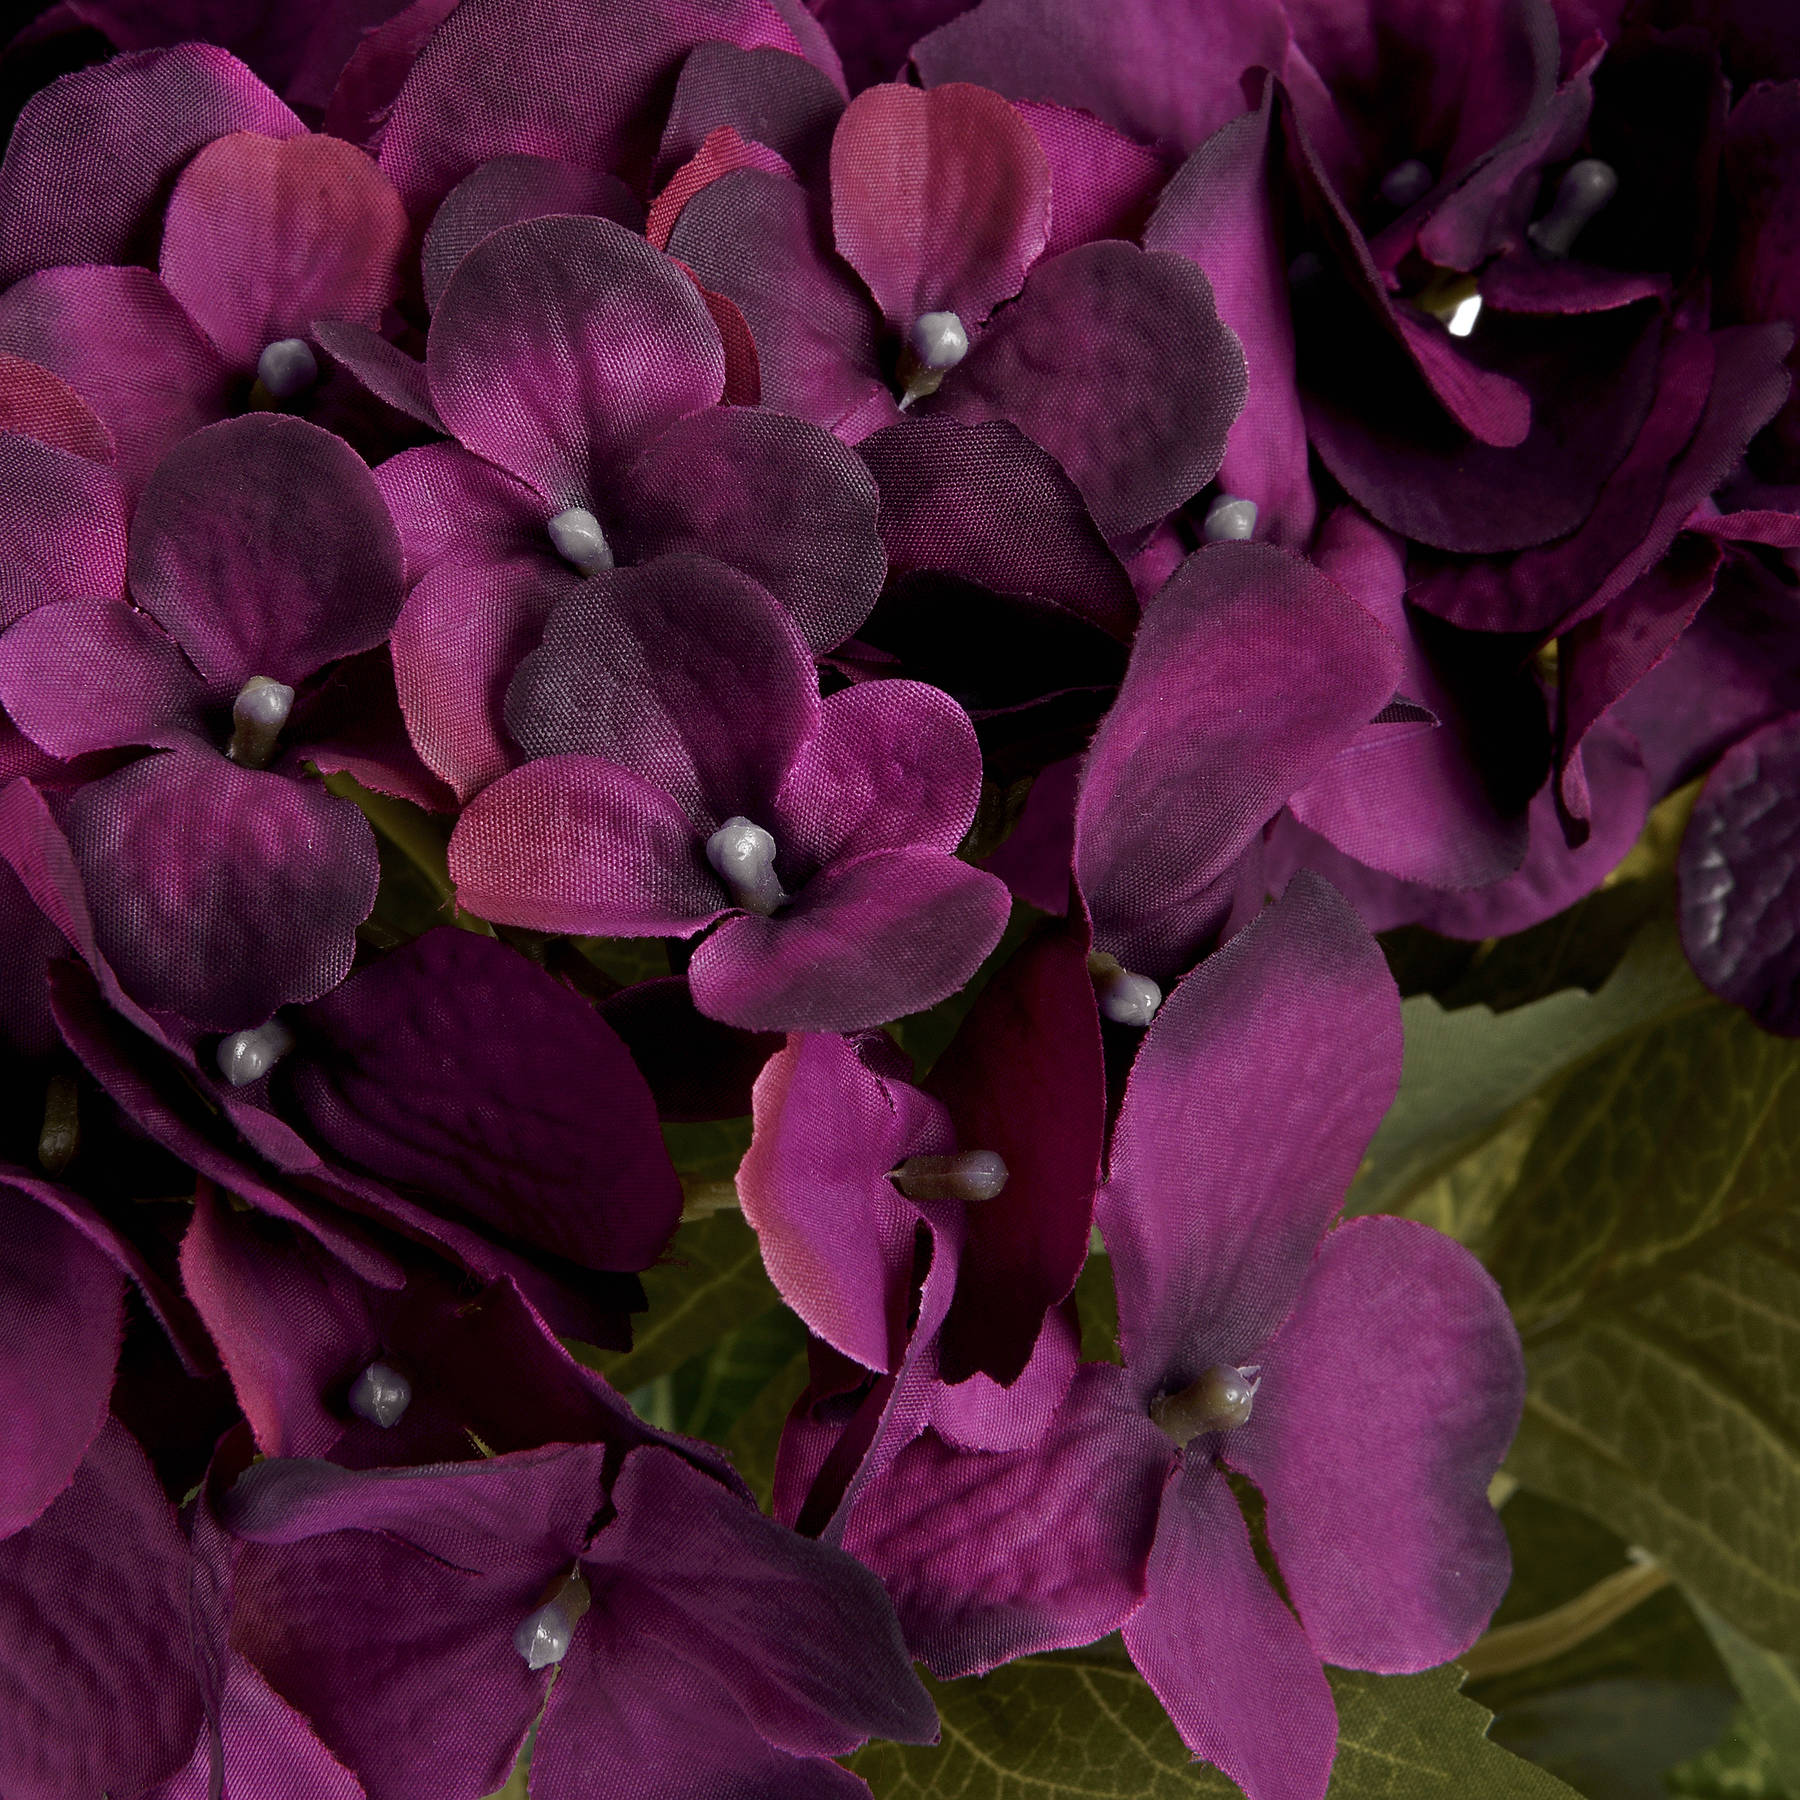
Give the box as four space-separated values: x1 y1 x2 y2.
309 321 444 432
319 0 462 147
598 976 782 1121
655 41 845 184
0 433 127 626
0 352 114 463
1018 100 1175 258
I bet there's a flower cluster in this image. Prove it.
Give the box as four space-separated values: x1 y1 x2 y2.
0 0 1795 1796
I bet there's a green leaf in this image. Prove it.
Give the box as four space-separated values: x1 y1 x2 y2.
1689 1595 1800 1795
850 1642 1582 1800
1490 998 1800 1655
667 1303 810 1444
1668 1705 1792 1800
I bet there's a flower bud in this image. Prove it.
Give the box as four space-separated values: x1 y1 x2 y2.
892 1150 1009 1204
547 506 616 576
346 1361 412 1429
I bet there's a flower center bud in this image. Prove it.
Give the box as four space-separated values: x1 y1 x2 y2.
1087 952 1162 1027
1203 494 1258 542
37 1071 78 1175
513 1571 590 1670
346 1361 412 1429
1151 1363 1259 1444
547 506 616 577
1378 158 1434 209
705 817 789 916
226 675 295 769
891 1150 1009 1204
1527 158 1618 259
910 311 969 372
255 337 319 401
217 1018 296 1087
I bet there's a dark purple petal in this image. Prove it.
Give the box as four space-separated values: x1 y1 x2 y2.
429 214 724 508
1018 100 1175 258
0 851 66 1058
374 439 548 587
291 927 681 1272
0 598 209 757
689 848 1011 1033
66 752 377 1029
1075 543 1403 981
845 1364 1169 1676
1227 1215 1521 1672
0 351 114 463
922 240 1247 541
599 976 782 1121
1680 710 1800 1035
1123 1460 1337 1800
647 126 796 251
506 555 819 828
611 406 885 652
985 753 1078 914
159 131 409 372
0 44 303 285
309 320 444 433
128 414 405 690
0 433 127 626
319 0 462 147
656 41 845 186
1100 873 1401 1391
449 754 725 936
0 266 233 499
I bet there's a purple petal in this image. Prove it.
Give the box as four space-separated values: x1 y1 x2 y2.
985 753 1078 914
429 213 724 507
612 406 885 653
1679 710 1800 1035
1227 1215 1521 1671
449 754 725 936
599 976 782 1122
656 41 845 186
0 848 67 1057
0 43 303 285
647 126 796 251
159 131 409 372
1018 100 1175 258
844 1363 1171 1676
66 751 377 1029
0 350 115 463
375 438 549 588
0 1176 123 1536
291 927 681 1272
739 1031 950 1371
309 320 444 433
1075 542 1403 981
0 432 127 625
913 0 1290 154
688 848 1011 1033
0 266 233 499
1123 1460 1337 1800
1100 873 1401 1389
0 1420 203 1799
0 598 209 757
921 240 1247 541
505 555 819 828
667 167 889 433
319 0 462 148
926 1301 1082 1453
128 414 405 689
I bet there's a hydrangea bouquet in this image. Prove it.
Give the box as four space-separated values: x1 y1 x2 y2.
1 0 1798 1796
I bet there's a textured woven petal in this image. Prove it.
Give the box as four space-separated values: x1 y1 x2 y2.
0 353 113 463
0 433 127 627
656 41 844 186
1018 100 1174 258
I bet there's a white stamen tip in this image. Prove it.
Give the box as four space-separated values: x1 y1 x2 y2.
1088 953 1162 1026
705 816 788 916
347 1361 412 1429
1446 293 1483 338
1527 158 1618 259
909 311 969 371
256 337 319 400
1203 495 1258 542
1151 1363 1259 1444
892 1150 1009 1204
547 507 616 577
227 675 296 767
1378 159 1434 209
514 1601 574 1670
216 1019 296 1087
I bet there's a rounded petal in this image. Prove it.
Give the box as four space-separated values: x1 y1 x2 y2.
66 753 378 1030
160 131 409 371
0 352 114 463
656 40 845 187
428 213 725 506
830 81 1049 328
448 753 724 936
0 433 127 626
688 848 1011 1032
128 414 405 689
375 438 548 587
1226 1215 1522 1672
922 241 1246 540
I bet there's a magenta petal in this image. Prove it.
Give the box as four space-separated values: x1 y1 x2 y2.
648 126 796 251
0 43 303 285
0 1421 203 1799
375 438 547 588
159 131 408 372
612 406 885 652
0 433 127 625
740 1032 948 1371
291 928 681 1272
1018 100 1174 259
0 598 209 757
923 241 1247 540
1226 1215 1521 1672
844 1363 1171 1676
0 1178 123 1536
772 680 982 870
658 41 845 186
429 214 724 507
67 753 377 1029
689 849 1011 1033
0 351 114 463
449 754 724 935
129 414 405 689
1075 543 1403 980
1101 873 1401 1386
831 81 1048 330
421 154 644 315
1680 710 1800 1035
1123 1461 1337 1800
0 266 233 499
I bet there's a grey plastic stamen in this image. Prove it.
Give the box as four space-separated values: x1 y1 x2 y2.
1527 159 1618 259
1151 1364 1260 1443
347 1361 413 1429
892 1151 1010 1204
547 507 616 577
1203 494 1259 542
256 337 319 401
216 1019 296 1087
226 675 296 769
705 817 789 916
